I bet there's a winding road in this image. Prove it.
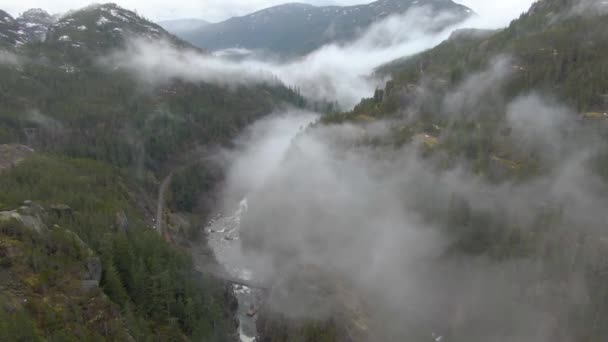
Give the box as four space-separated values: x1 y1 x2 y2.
155 171 174 240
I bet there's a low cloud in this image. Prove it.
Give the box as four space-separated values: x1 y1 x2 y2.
101 5 472 109
99 39 281 88
211 59 608 339
567 0 608 17
443 56 513 119
457 0 535 28
99 1 546 109
0 50 20 66
221 109 320 202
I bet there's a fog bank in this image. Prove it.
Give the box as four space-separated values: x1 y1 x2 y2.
212 59 607 339
102 5 487 109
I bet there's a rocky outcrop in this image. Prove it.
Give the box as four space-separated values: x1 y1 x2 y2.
49 204 73 218
0 201 47 232
115 210 129 232
0 144 34 173
86 257 103 282
0 201 103 291
82 256 103 291
56 229 104 291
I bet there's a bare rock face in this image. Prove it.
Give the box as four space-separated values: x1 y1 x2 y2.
86 257 103 283
49 204 73 218
0 144 34 173
0 201 47 232
46 224 103 291
115 210 129 232
82 256 103 291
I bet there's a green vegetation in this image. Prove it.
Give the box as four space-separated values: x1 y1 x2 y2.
258 314 338 342
329 0 608 182
376 4 608 112
0 156 236 340
0 59 303 172
318 2 608 341
0 217 134 341
0 4 307 340
169 161 219 213
4 0 608 341
0 3 305 173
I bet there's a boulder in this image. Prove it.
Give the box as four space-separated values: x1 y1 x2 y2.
85 256 103 283
0 203 47 233
81 280 100 292
0 144 34 173
115 210 129 232
49 204 73 218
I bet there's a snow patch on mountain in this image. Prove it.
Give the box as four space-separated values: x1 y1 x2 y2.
16 8 55 43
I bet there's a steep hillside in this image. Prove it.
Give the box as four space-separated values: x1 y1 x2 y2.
307 1 608 339
1 3 304 170
178 0 473 57
324 0 608 186
343 0 608 124
0 156 238 340
0 2 306 222
0 3 306 341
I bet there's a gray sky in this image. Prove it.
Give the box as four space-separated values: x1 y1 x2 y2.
3 0 536 24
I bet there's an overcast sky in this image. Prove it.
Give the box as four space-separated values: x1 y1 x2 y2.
3 0 536 24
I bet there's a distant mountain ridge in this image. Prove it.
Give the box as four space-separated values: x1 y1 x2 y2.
158 18 209 36
173 0 473 57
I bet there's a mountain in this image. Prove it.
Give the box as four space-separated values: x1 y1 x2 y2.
0 9 55 49
0 10 27 48
178 0 473 57
44 3 182 54
0 4 185 54
276 1 608 339
16 9 54 43
1 3 303 161
366 0 608 117
158 18 209 36
6 0 608 341
333 0 608 167
0 3 306 341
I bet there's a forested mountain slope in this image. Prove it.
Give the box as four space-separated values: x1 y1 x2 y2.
288 0 608 340
0 3 304 340
176 0 473 57
6 0 608 341
1 2 304 173
329 0 608 180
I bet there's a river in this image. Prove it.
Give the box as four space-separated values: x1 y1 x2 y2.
202 112 319 341
205 198 262 342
